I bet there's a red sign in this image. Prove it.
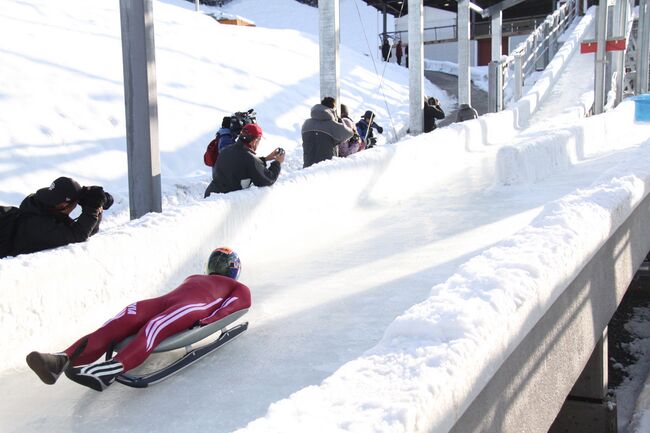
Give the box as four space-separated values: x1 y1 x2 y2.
580 37 627 54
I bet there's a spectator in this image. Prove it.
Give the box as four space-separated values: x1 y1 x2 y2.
395 40 403 66
424 97 445 133
456 103 479 122
381 39 391 62
26 247 251 392
302 97 354 168
5 177 112 257
204 124 284 196
338 104 364 157
356 110 384 148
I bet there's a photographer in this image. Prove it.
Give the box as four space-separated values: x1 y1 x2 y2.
204 124 284 196
356 111 383 149
302 96 354 168
6 177 113 257
424 97 445 133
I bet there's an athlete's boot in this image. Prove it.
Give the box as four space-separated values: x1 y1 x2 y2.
26 352 69 385
65 359 124 392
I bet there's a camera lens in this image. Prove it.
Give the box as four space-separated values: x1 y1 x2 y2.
103 192 114 210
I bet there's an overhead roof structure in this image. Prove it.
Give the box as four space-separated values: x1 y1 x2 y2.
361 0 556 20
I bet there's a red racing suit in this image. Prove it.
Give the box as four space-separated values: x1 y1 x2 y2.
63 274 251 371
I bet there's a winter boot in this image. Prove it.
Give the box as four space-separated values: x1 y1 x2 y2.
65 359 124 392
26 352 69 385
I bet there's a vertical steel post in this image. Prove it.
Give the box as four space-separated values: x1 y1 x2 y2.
613 0 629 104
594 0 608 114
488 61 503 112
514 51 524 101
491 11 503 62
638 0 650 94
319 0 340 104
605 3 615 98
543 19 551 67
383 5 388 44
408 0 424 134
195 0 199 12
119 0 162 220
550 14 559 59
458 0 471 106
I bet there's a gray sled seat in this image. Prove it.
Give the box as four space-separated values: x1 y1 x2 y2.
114 308 249 353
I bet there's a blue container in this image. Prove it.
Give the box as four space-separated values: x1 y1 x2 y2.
632 93 650 122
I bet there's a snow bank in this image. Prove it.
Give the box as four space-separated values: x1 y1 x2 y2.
496 100 650 184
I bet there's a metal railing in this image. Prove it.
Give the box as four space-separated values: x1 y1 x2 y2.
489 0 579 111
472 15 549 39
383 15 551 47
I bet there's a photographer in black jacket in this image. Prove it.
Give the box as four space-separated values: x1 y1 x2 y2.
204 124 284 196
7 177 113 257
424 97 445 133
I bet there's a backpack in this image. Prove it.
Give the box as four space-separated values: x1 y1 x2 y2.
203 134 220 167
217 130 235 151
0 206 23 259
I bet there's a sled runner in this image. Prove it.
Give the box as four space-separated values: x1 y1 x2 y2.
105 309 249 388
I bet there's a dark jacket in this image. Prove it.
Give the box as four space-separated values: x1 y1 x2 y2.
302 104 354 168
424 102 445 133
10 195 102 256
356 118 383 144
204 142 281 196
456 104 479 122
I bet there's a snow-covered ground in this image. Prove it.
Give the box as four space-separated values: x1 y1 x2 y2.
1 1 650 433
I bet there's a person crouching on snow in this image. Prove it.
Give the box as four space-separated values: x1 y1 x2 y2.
5 177 113 258
204 123 284 197
26 247 251 392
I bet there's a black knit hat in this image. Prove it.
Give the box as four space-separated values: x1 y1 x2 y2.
34 177 82 206
363 110 374 119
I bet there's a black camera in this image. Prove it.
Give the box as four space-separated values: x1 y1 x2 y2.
276 148 285 156
103 192 114 210
78 186 114 210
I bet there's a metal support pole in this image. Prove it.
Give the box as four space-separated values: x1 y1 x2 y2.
319 0 340 104
543 19 551 67
492 11 502 62
458 0 472 106
514 52 524 101
605 3 615 98
594 0 608 114
549 14 558 59
613 0 629 104
119 0 162 220
383 5 388 43
638 0 650 94
488 61 503 112
535 24 548 71
408 0 424 134
195 0 199 12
